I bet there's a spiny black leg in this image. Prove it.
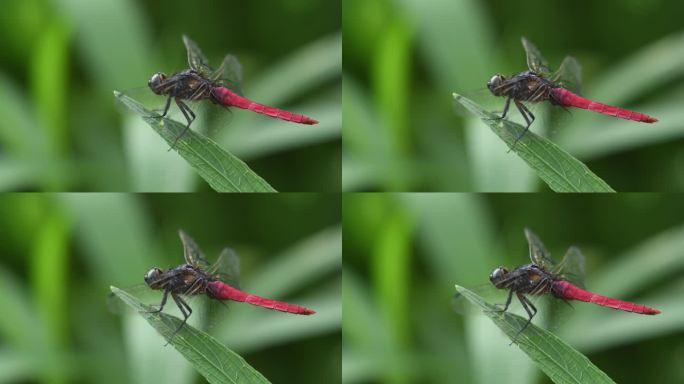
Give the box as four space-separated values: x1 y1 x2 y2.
508 100 535 152
169 100 196 150
510 293 537 344
517 101 535 127
166 294 192 344
493 289 514 313
147 289 169 314
161 96 172 117
178 100 196 126
173 294 192 329
518 294 537 331
181 102 195 124
500 97 512 119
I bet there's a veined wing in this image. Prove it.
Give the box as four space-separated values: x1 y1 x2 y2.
552 246 586 289
208 247 241 288
552 56 583 95
178 229 212 271
521 37 552 76
524 228 557 270
212 54 244 96
183 34 214 76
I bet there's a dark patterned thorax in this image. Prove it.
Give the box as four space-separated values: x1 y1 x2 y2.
508 71 555 103
155 70 215 101
152 264 210 296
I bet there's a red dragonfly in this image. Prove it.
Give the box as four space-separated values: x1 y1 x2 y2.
148 35 318 146
144 230 315 334
489 228 659 336
488 37 657 145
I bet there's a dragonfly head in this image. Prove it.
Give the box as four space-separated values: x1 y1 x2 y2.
144 267 164 289
489 266 509 288
148 72 167 94
487 74 506 96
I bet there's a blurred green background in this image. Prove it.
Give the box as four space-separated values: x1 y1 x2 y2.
0 0 340 192
343 193 684 383
343 0 684 191
0 193 341 383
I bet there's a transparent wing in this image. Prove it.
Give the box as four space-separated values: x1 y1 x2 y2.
208 247 241 288
552 246 586 289
178 229 211 270
552 56 582 94
524 228 557 270
521 37 552 75
212 54 244 96
183 34 213 76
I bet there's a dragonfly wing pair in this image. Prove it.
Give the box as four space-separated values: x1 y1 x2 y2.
183 35 244 95
522 37 582 94
524 227 585 288
179 229 240 288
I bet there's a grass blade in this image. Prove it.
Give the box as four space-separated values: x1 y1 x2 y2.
110 286 271 384
453 93 614 192
455 285 616 384
114 91 276 192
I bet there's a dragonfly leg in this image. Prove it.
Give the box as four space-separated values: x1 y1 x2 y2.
498 97 512 120
161 96 172 117
510 293 537 344
517 101 535 126
166 293 193 344
146 289 170 314
493 289 514 313
174 293 192 327
508 100 535 152
169 99 196 150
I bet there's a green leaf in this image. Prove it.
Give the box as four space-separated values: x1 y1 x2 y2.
454 285 615 384
114 91 276 192
453 93 615 192
110 286 271 384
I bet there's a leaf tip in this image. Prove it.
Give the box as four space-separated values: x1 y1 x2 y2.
110 286 124 297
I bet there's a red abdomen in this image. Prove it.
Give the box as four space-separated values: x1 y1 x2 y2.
206 280 315 315
551 88 657 123
211 87 318 125
551 280 660 315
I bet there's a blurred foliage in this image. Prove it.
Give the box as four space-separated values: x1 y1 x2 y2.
343 193 684 383
0 193 341 383
343 0 684 191
0 0 340 191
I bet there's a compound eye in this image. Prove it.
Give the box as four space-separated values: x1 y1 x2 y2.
148 72 166 89
144 267 162 285
489 267 508 281
487 74 503 87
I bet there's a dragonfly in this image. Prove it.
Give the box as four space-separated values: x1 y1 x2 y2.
489 228 660 338
148 35 318 147
487 37 657 146
144 230 315 335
